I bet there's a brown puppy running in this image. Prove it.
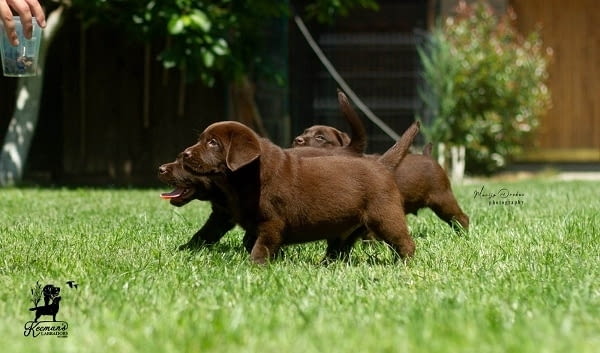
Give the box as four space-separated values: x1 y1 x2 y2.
292 99 469 230
180 121 416 264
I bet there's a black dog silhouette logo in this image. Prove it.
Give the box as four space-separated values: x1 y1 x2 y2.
24 281 71 338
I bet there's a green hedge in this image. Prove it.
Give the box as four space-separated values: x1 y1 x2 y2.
418 1 552 174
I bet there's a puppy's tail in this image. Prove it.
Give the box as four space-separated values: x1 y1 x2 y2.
378 121 420 170
423 142 433 156
337 89 367 154
29 307 37 311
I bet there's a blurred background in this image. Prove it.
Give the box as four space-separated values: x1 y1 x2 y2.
0 0 598 186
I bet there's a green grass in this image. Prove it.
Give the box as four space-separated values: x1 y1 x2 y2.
2 180 599 352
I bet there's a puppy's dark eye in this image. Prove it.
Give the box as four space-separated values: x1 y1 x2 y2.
315 135 326 142
207 138 219 148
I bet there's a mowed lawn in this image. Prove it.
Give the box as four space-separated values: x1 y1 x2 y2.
1 179 599 353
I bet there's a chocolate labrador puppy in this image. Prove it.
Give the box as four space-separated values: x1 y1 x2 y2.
292 103 469 230
180 121 417 264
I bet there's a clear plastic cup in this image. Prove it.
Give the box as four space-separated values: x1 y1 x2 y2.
0 16 42 77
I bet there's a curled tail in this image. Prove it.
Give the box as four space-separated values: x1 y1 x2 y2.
337 89 367 154
378 121 420 171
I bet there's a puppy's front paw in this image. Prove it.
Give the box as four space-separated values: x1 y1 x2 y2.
250 246 271 265
178 242 194 251
177 239 207 251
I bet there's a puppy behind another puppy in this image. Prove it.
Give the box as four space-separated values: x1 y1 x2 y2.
292 97 469 230
293 89 367 155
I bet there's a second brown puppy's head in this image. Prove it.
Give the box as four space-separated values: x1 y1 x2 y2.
292 90 367 155
182 121 262 175
293 125 350 148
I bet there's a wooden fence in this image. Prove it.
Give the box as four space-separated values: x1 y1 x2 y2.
511 0 600 161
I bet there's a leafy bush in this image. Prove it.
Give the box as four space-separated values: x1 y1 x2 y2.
418 1 552 174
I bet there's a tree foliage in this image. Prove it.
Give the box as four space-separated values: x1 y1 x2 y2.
61 0 378 85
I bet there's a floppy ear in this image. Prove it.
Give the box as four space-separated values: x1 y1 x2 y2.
225 130 261 171
335 131 351 146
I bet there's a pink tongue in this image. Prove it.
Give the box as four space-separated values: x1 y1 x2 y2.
160 188 185 199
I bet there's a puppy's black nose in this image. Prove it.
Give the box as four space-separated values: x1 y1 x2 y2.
182 149 193 159
294 137 304 146
158 165 168 174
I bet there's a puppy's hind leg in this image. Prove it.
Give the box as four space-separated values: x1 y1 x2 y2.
429 192 470 233
324 237 352 263
323 227 368 263
366 208 415 261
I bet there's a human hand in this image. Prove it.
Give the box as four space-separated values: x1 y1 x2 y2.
0 0 46 46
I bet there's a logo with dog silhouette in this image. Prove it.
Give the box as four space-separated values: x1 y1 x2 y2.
23 281 76 338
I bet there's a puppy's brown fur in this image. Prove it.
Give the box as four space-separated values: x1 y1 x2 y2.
293 122 469 230
181 121 415 264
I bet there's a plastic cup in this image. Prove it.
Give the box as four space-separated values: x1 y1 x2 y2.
0 16 42 77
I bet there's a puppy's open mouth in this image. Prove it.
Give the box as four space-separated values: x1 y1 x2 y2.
160 187 195 201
